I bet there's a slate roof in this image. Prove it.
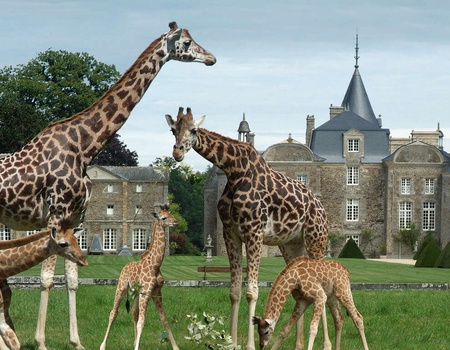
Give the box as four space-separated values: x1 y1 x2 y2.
104 166 169 181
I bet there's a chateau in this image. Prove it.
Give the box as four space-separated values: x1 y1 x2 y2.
204 39 450 259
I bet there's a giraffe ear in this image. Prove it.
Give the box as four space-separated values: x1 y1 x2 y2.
50 227 57 240
73 227 85 239
194 115 206 129
165 114 175 129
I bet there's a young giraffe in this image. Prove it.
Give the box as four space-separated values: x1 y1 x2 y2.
0 218 87 350
0 22 214 350
166 107 329 350
253 257 369 350
100 204 178 350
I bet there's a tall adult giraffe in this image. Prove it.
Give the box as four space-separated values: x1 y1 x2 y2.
0 23 215 350
166 107 329 350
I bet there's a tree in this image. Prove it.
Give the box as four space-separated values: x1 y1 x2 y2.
0 49 121 153
91 134 138 166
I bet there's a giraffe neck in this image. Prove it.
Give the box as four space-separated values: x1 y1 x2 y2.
41 33 170 164
0 230 52 278
142 223 166 266
194 129 262 184
263 271 297 325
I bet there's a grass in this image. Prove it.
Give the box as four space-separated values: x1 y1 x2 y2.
10 256 450 349
16 255 450 283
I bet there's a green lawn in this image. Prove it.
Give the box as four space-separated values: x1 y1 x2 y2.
16 255 450 283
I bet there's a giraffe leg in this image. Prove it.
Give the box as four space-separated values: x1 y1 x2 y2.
65 259 85 350
339 293 369 350
133 292 151 350
99 282 128 350
306 294 327 350
326 296 344 350
35 254 57 350
151 283 179 350
291 290 304 350
320 306 332 350
271 299 310 350
0 285 20 350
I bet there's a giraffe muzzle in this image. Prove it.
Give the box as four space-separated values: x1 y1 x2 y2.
172 148 184 162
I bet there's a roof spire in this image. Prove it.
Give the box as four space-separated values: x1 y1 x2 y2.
354 34 360 68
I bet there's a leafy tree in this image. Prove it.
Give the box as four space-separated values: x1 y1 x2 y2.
91 134 138 166
0 49 122 154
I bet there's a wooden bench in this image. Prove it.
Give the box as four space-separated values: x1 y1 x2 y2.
197 266 248 281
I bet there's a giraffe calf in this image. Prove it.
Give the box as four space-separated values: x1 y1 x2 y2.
253 257 369 350
100 204 179 350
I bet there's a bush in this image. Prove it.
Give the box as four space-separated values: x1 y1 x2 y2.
338 238 365 259
434 241 450 268
415 240 442 267
413 233 435 260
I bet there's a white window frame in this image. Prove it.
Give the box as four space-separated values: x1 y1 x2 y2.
348 139 359 152
77 231 87 250
346 199 359 221
0 225 11 241
347 166 359 185
135 205 142 215
133 228 147 251
107 183 114 193
136 184 143 193
26 229 40 236
345 234 360 247
399 202 412 229
422 202 435 231
103 228 117 251
106 204 114 215
401 178 411 194
296 174 308 185
425 178 435 194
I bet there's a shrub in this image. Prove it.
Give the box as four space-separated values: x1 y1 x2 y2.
413 233 435 260
338 238 365 259
434 241 450 268
415 240 442 267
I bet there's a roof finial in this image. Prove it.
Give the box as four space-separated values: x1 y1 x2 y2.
354 34 360 68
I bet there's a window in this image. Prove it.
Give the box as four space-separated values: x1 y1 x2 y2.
133 229 147 250
345 234 360 247
401 178 411 194
26 229 40 236
136 184 143 193
107 184 114 193
399 202 412 229
348 139 359 152
135 205 142 215
347 166 359 185
346 199 359 221
0 225 11 240
107 204 114 215
425 179 435 194
103 228 117 251
423 202 435 231
77 230 87 250
296 174 308 185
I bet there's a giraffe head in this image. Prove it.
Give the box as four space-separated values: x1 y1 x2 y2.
165 22 216 66
252 316 275 349
165 107 205 161
152 204 177 229
50 218 88 267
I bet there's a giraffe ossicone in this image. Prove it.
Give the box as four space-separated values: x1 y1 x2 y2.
100 204 179 350
0 22 214 350
253 257 369 350
0 219 87 350
166 107 329 350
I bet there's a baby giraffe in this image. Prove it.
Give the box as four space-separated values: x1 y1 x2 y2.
100 204 178 350
0 218 87 350
253 257 369 350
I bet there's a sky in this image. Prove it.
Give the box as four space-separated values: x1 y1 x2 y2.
1 0 450 171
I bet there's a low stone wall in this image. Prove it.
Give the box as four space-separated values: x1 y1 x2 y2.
6 276 449 290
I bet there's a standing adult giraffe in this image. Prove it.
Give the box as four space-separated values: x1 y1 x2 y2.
166 107 329 350
0 23 215 350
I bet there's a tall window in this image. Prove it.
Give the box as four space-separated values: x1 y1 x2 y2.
399 202 412 229
133 229 147 250
0 225 11 240
346 199 359 221
296 174 308 185
401 178 411 194
103 228 117 251
423 202 435 231
348 139 359 152
77 231 87 250
107 204 114 215
425 178 435 194
347 166 359 185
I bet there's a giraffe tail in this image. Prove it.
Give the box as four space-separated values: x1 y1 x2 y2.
126 282 131 313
